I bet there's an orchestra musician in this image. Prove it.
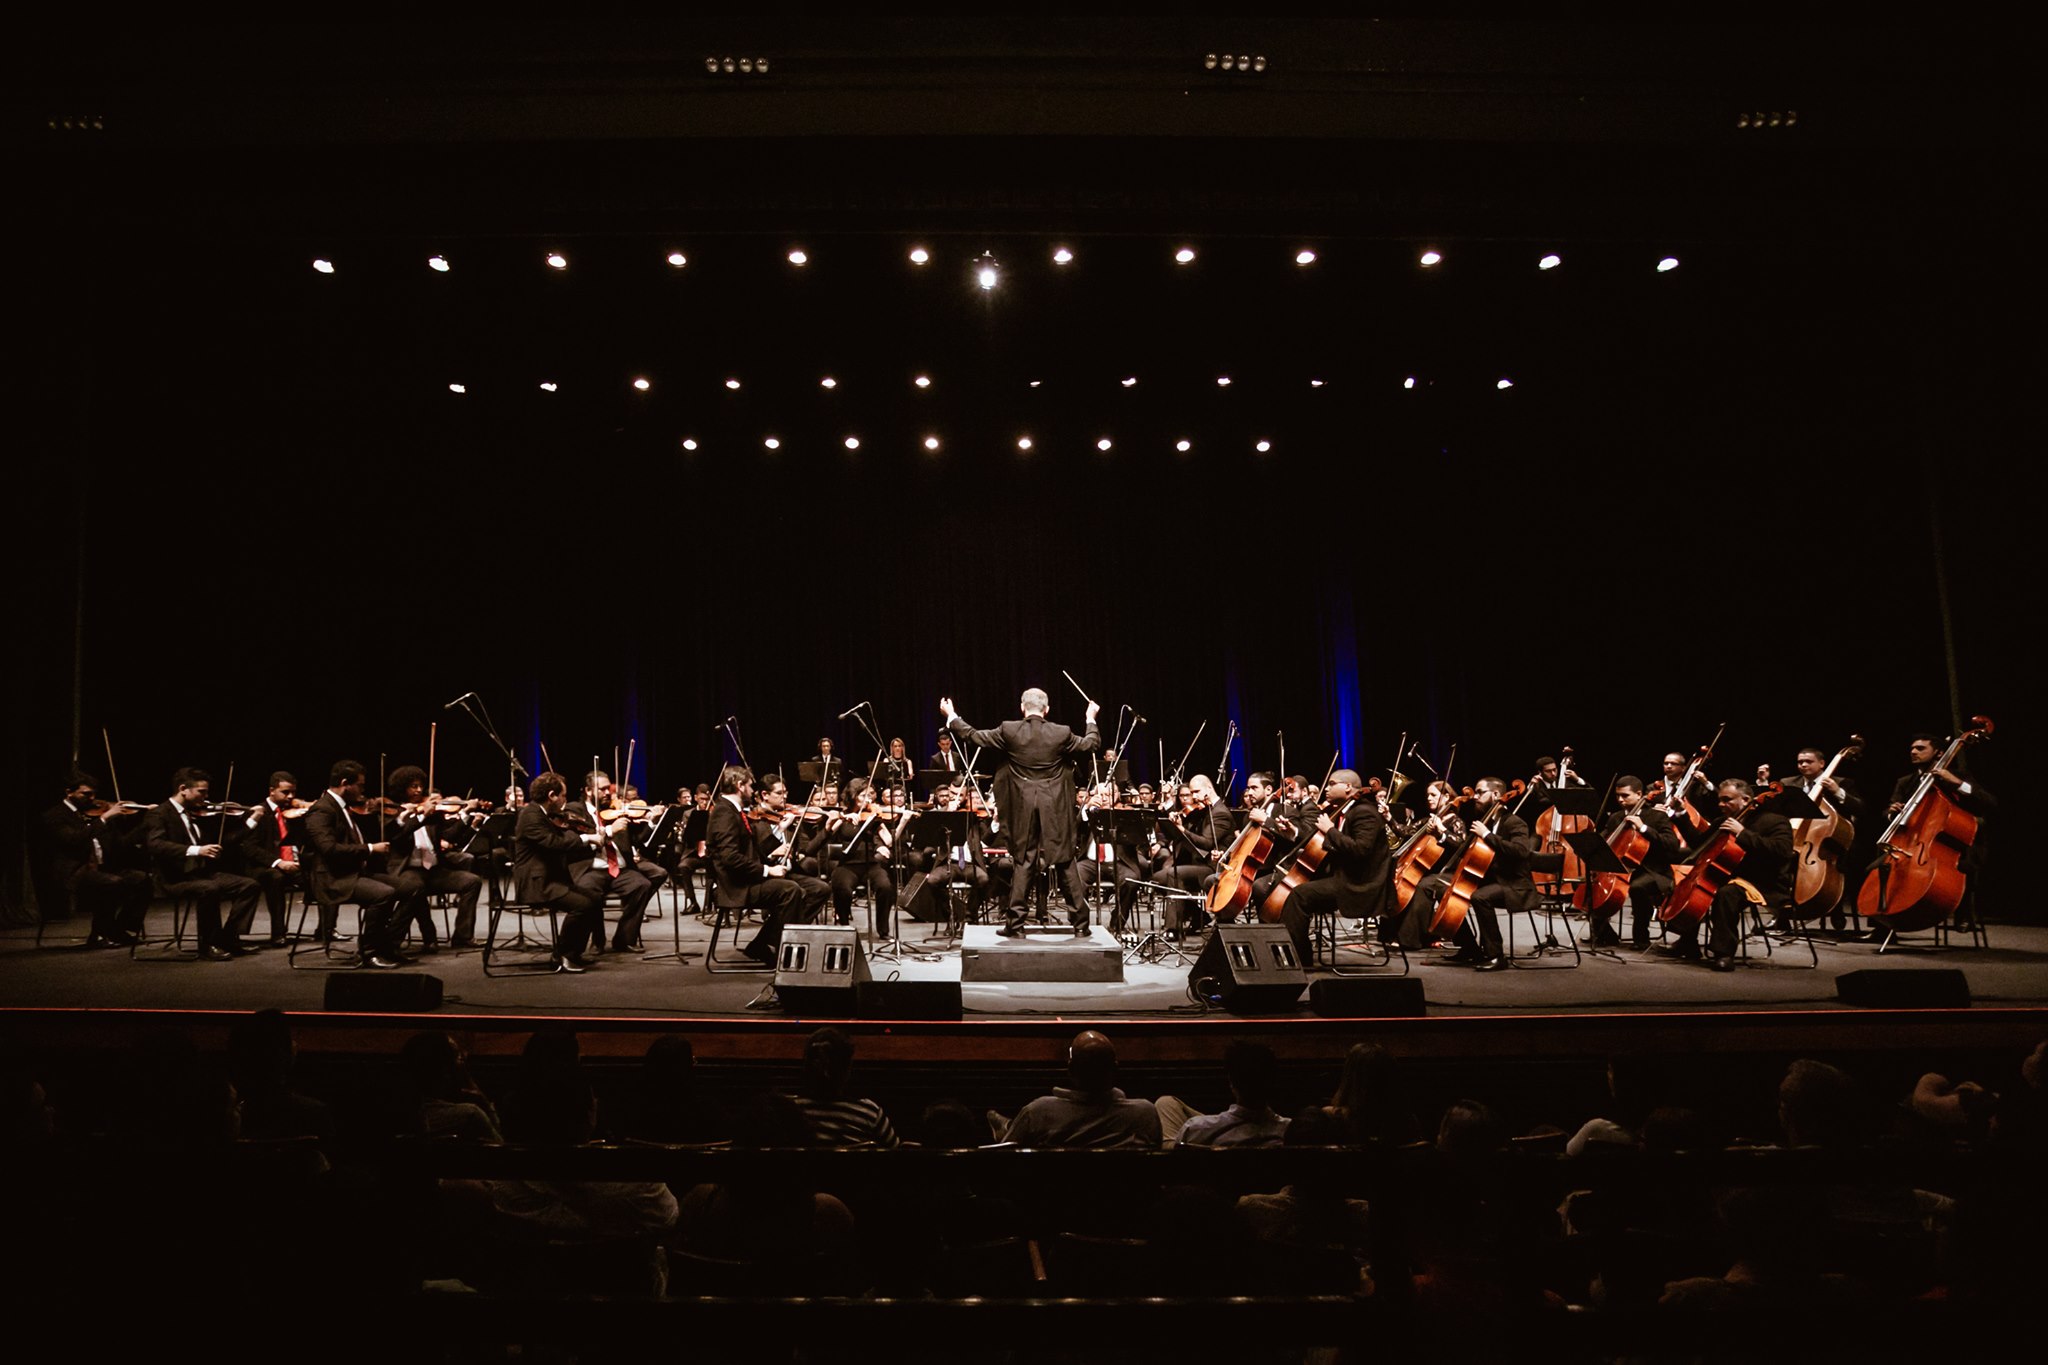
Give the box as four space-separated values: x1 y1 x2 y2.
1586 775 1682 950
301 760 402 968
942 688 1102 937
656 784 715 915
1763 746 1868 933
823 777 904 936
1393 776 1540 971
1096 747 1132 789
1248 769 1391 968
511 771 604 973
876 737 915 793
913 780 994 923
752 775 833 909
808 738 845 785
1879 732 1997 925
1670 778 1794 971
1387 781 1467 949
569 769 666 954
1154 774 1237 934
142 766 265 960
705 765 823 971
928 731 965 773
234 770 306 948
39 771 151 948
379 765 486 953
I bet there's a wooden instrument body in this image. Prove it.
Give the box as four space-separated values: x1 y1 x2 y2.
1427 836 1495 938
1208 806 1279 921
1856 787 1977 932
1790 799 1854 920
1574 818 1651 916
1255 796 1357 923
1657 784 1783 930
1391 829 1447 910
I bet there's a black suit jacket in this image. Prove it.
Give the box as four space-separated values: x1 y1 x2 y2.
236 800 301 873
513 803 584 904
1602 806 1684 879
948 713 1100 863
1307 799 1393 916
40 801 109 890
145 799 219 885
706 797 767 906
304 792 378 905
1474 810 1545 913
1731 809 1796 907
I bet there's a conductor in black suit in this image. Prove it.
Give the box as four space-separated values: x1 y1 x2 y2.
941 687 1102 936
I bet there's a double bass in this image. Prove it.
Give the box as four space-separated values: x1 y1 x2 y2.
1651 726 1722 843
1788 736 1864 921
1857 717 1993 934
1657 783 1788 931
1532 747 1590 893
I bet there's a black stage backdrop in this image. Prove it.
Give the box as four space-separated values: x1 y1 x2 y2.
11 28 2035 920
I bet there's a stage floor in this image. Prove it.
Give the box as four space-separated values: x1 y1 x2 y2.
7 896 2047 1026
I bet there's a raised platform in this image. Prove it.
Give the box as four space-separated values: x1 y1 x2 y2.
959 923 1125 983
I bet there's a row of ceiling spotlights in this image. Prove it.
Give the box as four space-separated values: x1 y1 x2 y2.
446 375 1507 396
445 374 1510 395
312 248 1681 275
650 435 1282 454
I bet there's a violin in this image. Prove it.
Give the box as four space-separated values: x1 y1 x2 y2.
1657 782 1790 931
1856 717 1992 933
546 806 597 834
75 799 154 820
598 800 665 823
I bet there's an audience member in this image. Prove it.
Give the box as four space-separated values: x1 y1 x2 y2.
618 1035 730 1145
1324 1042 1421 1146
789 1027 899 1149
399 1031 502 1141
997 1030 1161 1149
1155 1041 1290 1147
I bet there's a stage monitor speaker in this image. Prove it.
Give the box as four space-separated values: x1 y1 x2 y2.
1309 976 1427 1018
897 871 943 923
1835 968 1970 1009
857 979 965 1021
774 926 871 1013
1188 924 1306 1012
323 972 444 1013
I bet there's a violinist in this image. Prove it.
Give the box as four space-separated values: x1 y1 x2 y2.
302 760 403 965
511 772 603 972
824 777 904 936
915 780 993 922
1249 769 1392 968
1155 774 1238 933
233 770 306 948
1671 778 1794 971
142 766 265 960
705 765 821 971
39 771 151 948
1387 781 1467 949
380 765 487 952
566 769 666 954
754 776 833 905
1586 776 1682 951
656 784 716 915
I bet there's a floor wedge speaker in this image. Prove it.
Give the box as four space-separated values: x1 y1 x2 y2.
1309 976 1427 1018
774 926 871 1013
1188 924 1306 1012
1835 968 1970 1009
323 972 444 1013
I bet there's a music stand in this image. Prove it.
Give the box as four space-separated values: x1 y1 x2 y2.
475 810 545 949
642 804 700 964
907 809 975 943
796 759 843 787
919 769 965 800
1562 830 1633 961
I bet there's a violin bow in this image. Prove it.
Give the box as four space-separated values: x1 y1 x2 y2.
377 753 388 841
102 726 124 804
219 761 235 841
427 721 437 799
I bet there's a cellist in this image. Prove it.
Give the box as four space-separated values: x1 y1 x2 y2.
1387 781 1467 950
1584 776 1683 951
1400 777 1542 971
1248 769 1391 967
1667 778 1794 971
1879 732 1997 925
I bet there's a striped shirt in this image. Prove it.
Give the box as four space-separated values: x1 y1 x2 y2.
793 1095 900 1149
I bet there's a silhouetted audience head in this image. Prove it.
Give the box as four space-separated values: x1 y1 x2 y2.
801 1027 856 1100
400 1031 468 1100
1436 1099 1504 1156
1068 1030 1117 1092
1778 1059 1861 1149
919 1099 990 1149
1223 1041 1279 1111
1329 1042 1419 1144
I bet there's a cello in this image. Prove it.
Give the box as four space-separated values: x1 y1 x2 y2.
1426 781 1524 938
1650 725 1722 844
1207 793 1281 922
1856 717 1993 934
1657 782 1788 932
1256 765 1366 925
1532 746 1590 894
1788 736 1865 921
1574 777 1653 919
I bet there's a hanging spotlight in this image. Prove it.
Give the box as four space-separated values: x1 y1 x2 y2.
539 382 558 393
632 377 651 392
1216 376 1232 387
1657 256 1681 272
1052 246 1074 264
1403 377 1417 389
682 438 698 451
787 249 808 265
725 378 742 390
1096 437 1113 451
974 251 999 290
1255 440 1272 453
667 251 688 267
923 435 941 451
1295 249 1317 265
1175 439 1192 453
1121 376 1138 388
914 375 932 389
1538 253 1562 270
844 436 861 450
1419 249 1443 267
311 258 335 274
1496 378 1515 390
1175 247 1197 264
763 436 781 450
1016 436 1034 451
447 383 466 394
546 252 568 270
1310 379 1325 388
909 246 930 264
820 376 837 389
428 255 450 272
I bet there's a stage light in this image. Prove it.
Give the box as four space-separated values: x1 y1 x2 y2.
923 435 941 451
539 382 558 392
914 375 931 389
1097 437 1113 451
546 252 568 270
1216 376 1231 386
1255 439 1272 452
844 436 860 450
1175 247 1197 264
1496 378 1515 390
1053 246 1073 264
1310 379 1325 388
725 378 742 390
447 383 466 394
1403 377 1417 389
1538 253 1562 270
1017 436 1034 451
633 377 651 391
787 249 808 265
909 246 930 264
1175 439 1192 452
1121 376 1138 388
428 255 450 272
311 258 334 273
1657 256 1680 272
1419 249 1443 267
764 437 781 450
975 252 999 290
667 251 688 267
682 438 698 451
1295 249 1317 265
1028 380 1042 388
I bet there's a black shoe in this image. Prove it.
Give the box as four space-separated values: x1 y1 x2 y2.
1710 955 1736 973
266 936 289 948
417 941 442 955
744 985 780 1010
1445 946 1483 965
225 942 259 957
106 930 140 947
366 954 402 969
1475 956 1511 972
1072 919 1091 937
615 941 646 953
450 938 475 951
997 920 1025 937
200 946 234 962
86 933 117 950
552 956 586 974
1631 938 1652 951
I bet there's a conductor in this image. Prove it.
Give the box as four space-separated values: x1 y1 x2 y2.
941 688 1101 937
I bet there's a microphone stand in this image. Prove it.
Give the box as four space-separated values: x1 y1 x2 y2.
450 693 539 948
